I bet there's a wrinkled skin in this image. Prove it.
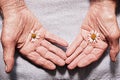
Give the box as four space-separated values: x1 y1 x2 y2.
66 1 120 69
1 0 68 72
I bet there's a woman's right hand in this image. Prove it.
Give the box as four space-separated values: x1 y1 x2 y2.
0 0 68 73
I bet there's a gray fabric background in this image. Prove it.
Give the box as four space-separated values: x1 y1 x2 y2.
0 0 120 80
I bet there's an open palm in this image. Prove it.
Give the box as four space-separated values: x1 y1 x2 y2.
66 1 120 69
1 1 67 72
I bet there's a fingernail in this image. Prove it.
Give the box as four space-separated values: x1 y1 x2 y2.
65 59 70 64
59 60 65 66
68 65 73 70
112 57 116 62
114 58 116 62
64 55 67 60
50 65 56 70
78 63 83 67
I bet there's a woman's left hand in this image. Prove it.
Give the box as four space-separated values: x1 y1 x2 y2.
66 0 120 69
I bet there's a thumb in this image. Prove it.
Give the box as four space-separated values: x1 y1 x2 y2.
109 36 119 62
2 37 15 73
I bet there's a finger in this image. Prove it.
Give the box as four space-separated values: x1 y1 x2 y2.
1 24 17 73
67 53 86 70
109 38 119 62
27 52 56 70
66 33 83 57
108 24 120 61
45 31 68 47
2 42 15 73
77 40 107 67
66 40 87 64
77 48 104 67
40 40 67 59
36 46 65 66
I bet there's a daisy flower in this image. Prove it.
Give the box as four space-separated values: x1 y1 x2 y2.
88 30 100 43
30 30 40 42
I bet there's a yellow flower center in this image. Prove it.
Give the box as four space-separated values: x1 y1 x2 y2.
31 33 36 39
91 34 96 40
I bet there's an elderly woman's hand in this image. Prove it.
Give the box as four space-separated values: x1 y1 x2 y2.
66 0 120 69
0 0 68 72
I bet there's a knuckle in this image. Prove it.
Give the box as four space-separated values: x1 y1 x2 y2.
1 36 14 45
27 52 40 63
36 58 45 66
112 48 119 55
109 32 120 40
44 51 49 58
54 48 59 53
44 61 50 66
4 56 13 63
47 43 51 49
49 46 54 51
116 47 119 53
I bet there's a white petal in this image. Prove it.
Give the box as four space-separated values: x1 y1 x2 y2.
89 39 93 42
88 38 91 41
96 33 99 37
31 30 34 33
97 36 100 39
95 38 99 41
93 40 96 42
88 37 92 40
31 38 36 42
35 31 38 34
88 34 91 37
36 35 40 39
91 30 94 34
94 31 97 34
93 41 96 44
88 37 91 40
